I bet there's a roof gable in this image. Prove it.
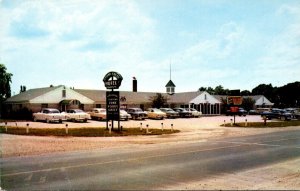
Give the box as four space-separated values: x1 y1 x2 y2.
5 86 62 103
31 86 94 104
165 80 176 87
190 91 221 104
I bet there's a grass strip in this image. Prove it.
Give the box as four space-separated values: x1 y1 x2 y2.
222 120 300 128
0 126 180 137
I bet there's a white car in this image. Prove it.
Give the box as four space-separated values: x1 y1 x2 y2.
64 109 91 122
120 110 132 121
185 108 202 118
88 108 107 121
33 108 66 123
146 108 167 120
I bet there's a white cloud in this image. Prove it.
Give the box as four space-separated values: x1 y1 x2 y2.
255 4 300 86
1 0 159 93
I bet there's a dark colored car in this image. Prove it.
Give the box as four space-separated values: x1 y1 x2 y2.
248 110 259 115
284 108 300 119
160 108 180 118
261 109 292 121
126 108 147 120
173 108 192 118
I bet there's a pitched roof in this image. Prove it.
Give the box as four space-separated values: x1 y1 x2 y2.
75 89 159 104
168 91 203 103
165 80 176 87
5 85 62 103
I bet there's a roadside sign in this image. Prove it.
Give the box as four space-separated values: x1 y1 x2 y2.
103 71 123 89
227 96 243 105
106 91 120 120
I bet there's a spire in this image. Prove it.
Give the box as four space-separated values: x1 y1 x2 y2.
166 60 176 95
170 62 172 80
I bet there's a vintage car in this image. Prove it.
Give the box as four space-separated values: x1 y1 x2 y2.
120 110 132 121
185 108 202 118
173 108 193 118
33 108 66 123
88 108 107 121
126 108 147 120
160 108 179 118
146 108 167 120
64 109 91 122
261 108 292 121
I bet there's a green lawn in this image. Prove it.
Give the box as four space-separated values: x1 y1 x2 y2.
222 120 300 128
0 126 180 137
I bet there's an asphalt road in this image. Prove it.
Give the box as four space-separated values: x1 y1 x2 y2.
1 129 300 190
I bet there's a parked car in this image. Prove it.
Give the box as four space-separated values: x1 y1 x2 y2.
248 110 259 115
120 110 132 121
126 108 147 120
284 108 300 119
146 108 167 120
64 109 91 122
261 108 292 121
185 108 202 118
238 108 247 116
173 108 192 118
160 108 179 118
88 108 107 121
33 108 66 123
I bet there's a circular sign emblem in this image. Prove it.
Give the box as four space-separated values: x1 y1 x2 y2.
103 71 123 89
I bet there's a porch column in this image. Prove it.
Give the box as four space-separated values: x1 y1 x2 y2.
219 103 221 115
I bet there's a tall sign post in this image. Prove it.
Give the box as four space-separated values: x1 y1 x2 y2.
103 71 123 131
227 96 243 125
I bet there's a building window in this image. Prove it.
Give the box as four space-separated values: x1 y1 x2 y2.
62 90 66 98
73 100 79 105
204 94 207 100
171 87 174 93
96 104 101 108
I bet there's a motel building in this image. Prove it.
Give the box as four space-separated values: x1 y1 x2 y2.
4 78 273 116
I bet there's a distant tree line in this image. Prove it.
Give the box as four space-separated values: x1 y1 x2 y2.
199 82 300 108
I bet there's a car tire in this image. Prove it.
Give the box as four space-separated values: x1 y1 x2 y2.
46 118 50 123
33 117 37 122
281 116 286 121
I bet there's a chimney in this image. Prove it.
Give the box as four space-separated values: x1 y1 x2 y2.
133 77 137 92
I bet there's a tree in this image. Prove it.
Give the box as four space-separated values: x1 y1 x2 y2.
0 64 13 99
0 64 13 118
252 84 274 99
199 86 214 94
277 82 300 108
241 90 251 96
149 93 168 108
241 97 255 111
214 85 230 95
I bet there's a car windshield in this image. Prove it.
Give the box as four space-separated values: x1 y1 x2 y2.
135 108 143 112
49 109 60 113
74 109 84 113
152 109 161 112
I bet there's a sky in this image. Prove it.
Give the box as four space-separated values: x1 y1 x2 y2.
1 0 300 95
